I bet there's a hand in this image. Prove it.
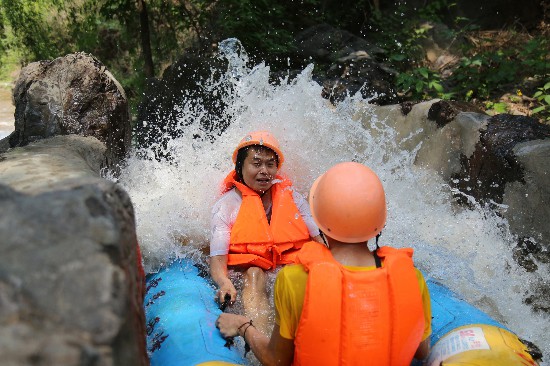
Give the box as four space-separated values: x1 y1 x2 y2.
216 313 250 338
216 278 237 305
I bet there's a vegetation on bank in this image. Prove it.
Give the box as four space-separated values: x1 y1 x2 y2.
0 0 548 121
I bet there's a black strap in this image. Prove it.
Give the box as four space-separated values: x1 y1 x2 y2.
373 249 382 268
373 232 382 268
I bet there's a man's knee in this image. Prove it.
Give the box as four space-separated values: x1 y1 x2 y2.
245 266 266 285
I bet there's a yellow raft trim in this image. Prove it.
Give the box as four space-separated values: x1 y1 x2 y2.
428 324 538 366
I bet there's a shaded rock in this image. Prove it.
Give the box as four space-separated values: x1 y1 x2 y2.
322 53 399 105
504 139 550 262
400 101 421 115
135 52 227 159
356 103 550 266
0 135 148 366
428 100 485 128
294 23 385 63
5 53 131 169
292 24 398 105
451 114 550 206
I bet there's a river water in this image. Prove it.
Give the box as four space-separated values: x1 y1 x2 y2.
0 86 15 140
116 39 549 364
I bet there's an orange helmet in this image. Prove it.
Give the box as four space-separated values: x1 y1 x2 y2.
309 162 386 243
232 131 285 168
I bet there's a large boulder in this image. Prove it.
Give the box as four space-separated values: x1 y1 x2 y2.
293 24 397 105
0 135 148 366
357 101 550 266
135 52 227 159
3 52 131 169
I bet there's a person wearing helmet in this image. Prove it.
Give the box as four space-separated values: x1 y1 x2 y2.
215 162 432 365
210 131 322 335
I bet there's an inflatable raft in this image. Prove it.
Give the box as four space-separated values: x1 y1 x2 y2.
144 259 539 366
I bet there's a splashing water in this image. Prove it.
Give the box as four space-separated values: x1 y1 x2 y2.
116 39 548 363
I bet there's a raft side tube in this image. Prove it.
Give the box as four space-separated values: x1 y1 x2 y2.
144 260 246 366
427 280 539 366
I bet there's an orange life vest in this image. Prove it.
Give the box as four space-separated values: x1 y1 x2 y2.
223 171 310 270
293 242 425 366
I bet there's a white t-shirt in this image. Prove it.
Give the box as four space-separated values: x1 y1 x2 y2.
210 188 320 256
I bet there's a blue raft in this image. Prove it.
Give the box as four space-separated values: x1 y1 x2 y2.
144 259 537 366
144 259 247 366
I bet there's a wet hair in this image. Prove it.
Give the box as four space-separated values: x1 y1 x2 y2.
235 145 279 182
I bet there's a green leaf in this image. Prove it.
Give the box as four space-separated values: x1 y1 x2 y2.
419 68 429 79
492 103 508 113
471 59 483 67
545 95 550 105
391 54 406 61
532 106 546 114
432 82 444 92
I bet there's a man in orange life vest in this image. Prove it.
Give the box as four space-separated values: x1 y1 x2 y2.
216 162 432 365
209 131 323 335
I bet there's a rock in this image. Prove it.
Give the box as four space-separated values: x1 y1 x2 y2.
357 102 550 268
504 139 550 268
0 135 148 366
428 100 485 128
293 23 385 63
322 55 399 105
5 53 131 169
292 24 398 105
452 114 550 207
134 52 227 159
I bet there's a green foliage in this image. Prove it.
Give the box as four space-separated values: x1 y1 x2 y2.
396 67 450 100
366 8 426 69
210 0 312 59
484 101 509 115
532 81 550 122
449 36 549 101
3 0 83 60
0 0 548 122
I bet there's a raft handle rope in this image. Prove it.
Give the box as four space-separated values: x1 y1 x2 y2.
219 293 232 311
223 319 254 356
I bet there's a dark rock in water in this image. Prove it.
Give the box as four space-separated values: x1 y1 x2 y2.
512 237 548 273
292 24 397 105
135 52 228 160
447 114 550 271
428 100 485 128
293 23 385 63
451 114 550 206
321 54 399 105
400 101 420 115
5 52 131 169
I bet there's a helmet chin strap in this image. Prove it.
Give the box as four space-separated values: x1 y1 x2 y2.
373 231 382 268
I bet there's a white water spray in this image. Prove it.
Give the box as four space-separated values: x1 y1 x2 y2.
116 39 549 363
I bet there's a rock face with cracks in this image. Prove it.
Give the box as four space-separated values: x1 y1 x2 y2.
0 52 147 366
2 52 131 169
0 136 148 366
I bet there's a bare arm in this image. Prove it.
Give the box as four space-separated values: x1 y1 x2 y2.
210 255 237 303
216 314 294 366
